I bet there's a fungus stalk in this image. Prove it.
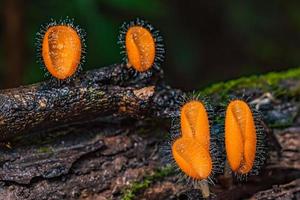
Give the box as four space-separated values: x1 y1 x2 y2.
199 181 210 199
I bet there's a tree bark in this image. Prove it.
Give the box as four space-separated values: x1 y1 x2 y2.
0 66 299 200
0 64 182 141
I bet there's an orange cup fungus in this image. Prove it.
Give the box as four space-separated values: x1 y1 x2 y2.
41 24 82 80
225 100 257 174
172 100 213 180
125 26 155 72
119 19 164 72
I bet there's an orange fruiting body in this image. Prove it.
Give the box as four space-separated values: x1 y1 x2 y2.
225 100 257 174
119 19 165 73
180 100 210 149
172 137 212 179
42 25 82 80
125 26 156 72
172 100 212 180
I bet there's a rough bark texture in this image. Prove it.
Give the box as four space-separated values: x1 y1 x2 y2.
0 66 299 200
0 64 182 141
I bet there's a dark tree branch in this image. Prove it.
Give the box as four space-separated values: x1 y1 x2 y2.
0 67 299 200
0 64 182 141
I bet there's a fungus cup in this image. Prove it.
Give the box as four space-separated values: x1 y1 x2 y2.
165 96 224 198
118 18 164 72
36 18 86 81
225 99 267 178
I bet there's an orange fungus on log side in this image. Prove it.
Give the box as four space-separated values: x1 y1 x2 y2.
172 100 212 180
42 25 81 80
180 100 210 149
225 100 257 174
172 137 212 180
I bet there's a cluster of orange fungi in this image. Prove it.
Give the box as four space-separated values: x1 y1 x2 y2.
38 19 265 198
172 99 259 182
172 100 213 180
40 19 160 80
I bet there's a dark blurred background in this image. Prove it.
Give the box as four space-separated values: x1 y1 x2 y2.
1 0 300 90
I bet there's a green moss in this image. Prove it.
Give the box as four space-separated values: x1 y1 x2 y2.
121 165 174 200
202 67 300 97
200 67 300 129
37 146 53 154
268 120 294 129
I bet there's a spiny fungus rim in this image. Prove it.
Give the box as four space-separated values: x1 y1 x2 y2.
163 93 225 186
118 18 165 74
224 97 267 179
36 17 87 82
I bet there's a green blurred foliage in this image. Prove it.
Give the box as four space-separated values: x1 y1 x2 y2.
1 0 300 89
22 0 165 84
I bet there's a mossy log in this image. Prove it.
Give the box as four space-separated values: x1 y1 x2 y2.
0 66 299 200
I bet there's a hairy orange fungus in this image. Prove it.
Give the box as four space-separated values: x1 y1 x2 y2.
42 25 82 80
180 100 210 149
172 100 212 180
125 26 156 72
225 100 257 174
